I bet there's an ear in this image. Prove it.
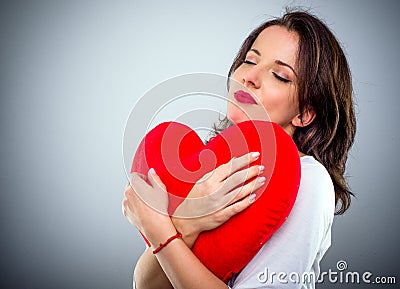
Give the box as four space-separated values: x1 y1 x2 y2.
291 108 316 128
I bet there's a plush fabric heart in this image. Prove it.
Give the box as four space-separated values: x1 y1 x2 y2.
131 120 300 282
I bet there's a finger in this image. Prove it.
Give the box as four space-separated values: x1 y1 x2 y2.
219 164 264 195
135 169 170 215
147 168 167 190
225 175 265 205
124 181 134 198
123 183 137 207
130 172 147 183
122 194 132 217
231 164 264 185
121 200 126 217
122 198 132 218
129 172 151 194
216 194 257 223
213 151 260 181
229 151 261 174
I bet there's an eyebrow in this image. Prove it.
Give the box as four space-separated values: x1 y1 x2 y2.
248 48 297 77
249 48 262 56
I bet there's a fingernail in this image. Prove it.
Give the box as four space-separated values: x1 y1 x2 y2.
249 193 256 204
259 165 265 173
149 168 156 175
257 176 266 183
252 152 260 159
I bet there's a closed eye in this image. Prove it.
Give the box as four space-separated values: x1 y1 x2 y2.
243 59 256 65
272 72 291 83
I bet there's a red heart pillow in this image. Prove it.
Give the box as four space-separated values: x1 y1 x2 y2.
131 120 300 282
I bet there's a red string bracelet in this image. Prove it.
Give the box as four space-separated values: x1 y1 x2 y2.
152 232 182 254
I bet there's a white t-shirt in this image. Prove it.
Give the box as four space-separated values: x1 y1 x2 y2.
227 155 335 289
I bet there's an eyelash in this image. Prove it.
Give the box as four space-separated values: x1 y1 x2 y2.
243 59 256 65
242 59 291 83
272 72 291 83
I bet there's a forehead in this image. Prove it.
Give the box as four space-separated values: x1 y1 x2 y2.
251 25 299 66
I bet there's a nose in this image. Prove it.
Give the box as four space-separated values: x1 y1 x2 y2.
242 65 261 89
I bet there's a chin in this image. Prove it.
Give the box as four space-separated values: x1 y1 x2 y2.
227 108 249 124
227 114 246 125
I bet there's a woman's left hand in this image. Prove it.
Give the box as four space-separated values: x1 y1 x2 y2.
122 170 177 247
123 170 236 289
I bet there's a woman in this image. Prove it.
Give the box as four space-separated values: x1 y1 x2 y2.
122 10 356 289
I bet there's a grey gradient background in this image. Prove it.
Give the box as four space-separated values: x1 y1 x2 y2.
0 0 399 288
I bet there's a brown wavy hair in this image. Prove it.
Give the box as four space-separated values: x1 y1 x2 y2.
212 10 356 215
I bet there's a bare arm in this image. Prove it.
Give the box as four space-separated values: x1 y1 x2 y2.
134 248 173 289
132 194 258 289
124 152 264 289
153 231 230 289
132 218 230 289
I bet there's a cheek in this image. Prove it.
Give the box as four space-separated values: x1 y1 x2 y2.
232 67 246 86
258 90 298 124
232 69 241 82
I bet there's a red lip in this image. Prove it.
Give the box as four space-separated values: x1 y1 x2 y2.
234 90 257 104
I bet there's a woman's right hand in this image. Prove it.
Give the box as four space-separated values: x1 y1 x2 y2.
171 151 265 248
